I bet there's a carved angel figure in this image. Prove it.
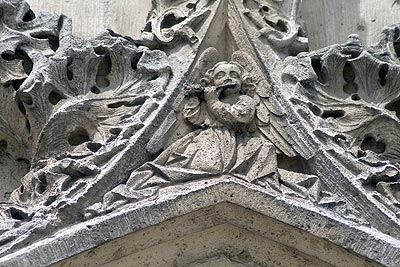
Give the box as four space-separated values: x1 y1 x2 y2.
127 61 277 189
90 49 322 214
98 60 285 209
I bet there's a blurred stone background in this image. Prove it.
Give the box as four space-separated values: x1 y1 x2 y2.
300 0 400 50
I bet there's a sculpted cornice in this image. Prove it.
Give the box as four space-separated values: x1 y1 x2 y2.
0 0 400 266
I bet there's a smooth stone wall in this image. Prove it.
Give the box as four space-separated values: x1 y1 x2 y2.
27 0 152 39
300 0 400 50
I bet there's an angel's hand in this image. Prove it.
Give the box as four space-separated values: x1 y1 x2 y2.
184 84 203 96
204 86 221 101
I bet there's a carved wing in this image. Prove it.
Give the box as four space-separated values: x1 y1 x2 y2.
191 47 222 84
232 50 297 157
255 95 297 157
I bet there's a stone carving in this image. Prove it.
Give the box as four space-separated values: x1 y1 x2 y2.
92 49 324 214
242 0 307 55
129 60 278 184
0 0 172 254
10 35 171 207
1 0 400 266
282 29 400 216
141 0 212 47
99 59 277 208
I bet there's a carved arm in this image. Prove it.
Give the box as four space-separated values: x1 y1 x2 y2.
204 86 255 125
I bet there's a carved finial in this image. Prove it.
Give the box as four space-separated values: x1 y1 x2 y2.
346 34 361 46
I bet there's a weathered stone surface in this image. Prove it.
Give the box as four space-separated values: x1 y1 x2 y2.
0 0 400 266
27 0 152 39
300 0 400 50
1 181 393 266
25 0 400 50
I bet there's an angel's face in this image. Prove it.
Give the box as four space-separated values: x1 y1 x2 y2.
212 63 242 95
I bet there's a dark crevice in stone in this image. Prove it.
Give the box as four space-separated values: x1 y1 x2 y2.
360 135 386 154
19 92 33 105
9 207 28 220
394 27 400 40
36 174 47 194
131 52 143 70
394 41 400 59
16 158 30 165
261 5 269 12
2 48 33 75
94 47 107 55
68 127 90 146
44 195 57 206
109 127 122 135
386 98 400 118
321 110 345 119
47 35 60 52
343 62 358 94
393 27 400 58
308 103 322 116
351 94 361 101
22 9 35 22
25 119 31 134
187 3 197 10
265 19 288 33
87 142 102 153
311 56 328 84
146 73 160 82
19 49 33 75
0 140 8 151
16 96 27 115
143 22 152 32
12 79 25 90
107 97 146 109
357 150 367 158
297 27 307 38
90 86 100 94
379 64 389 86
30 33 60 52
161 14 186 29
67 57 73 80
277 154 311 174
96 54 112 88
57 16 64 32
343 63 356 82
48 90 66 105
1 52 14 60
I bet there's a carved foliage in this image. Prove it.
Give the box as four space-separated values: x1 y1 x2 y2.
242 0 307 55
283 32 400 215
141 0 212 46
0 1 171 227
11 33 171 207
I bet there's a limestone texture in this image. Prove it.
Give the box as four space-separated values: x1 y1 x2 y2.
0 0 400 266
